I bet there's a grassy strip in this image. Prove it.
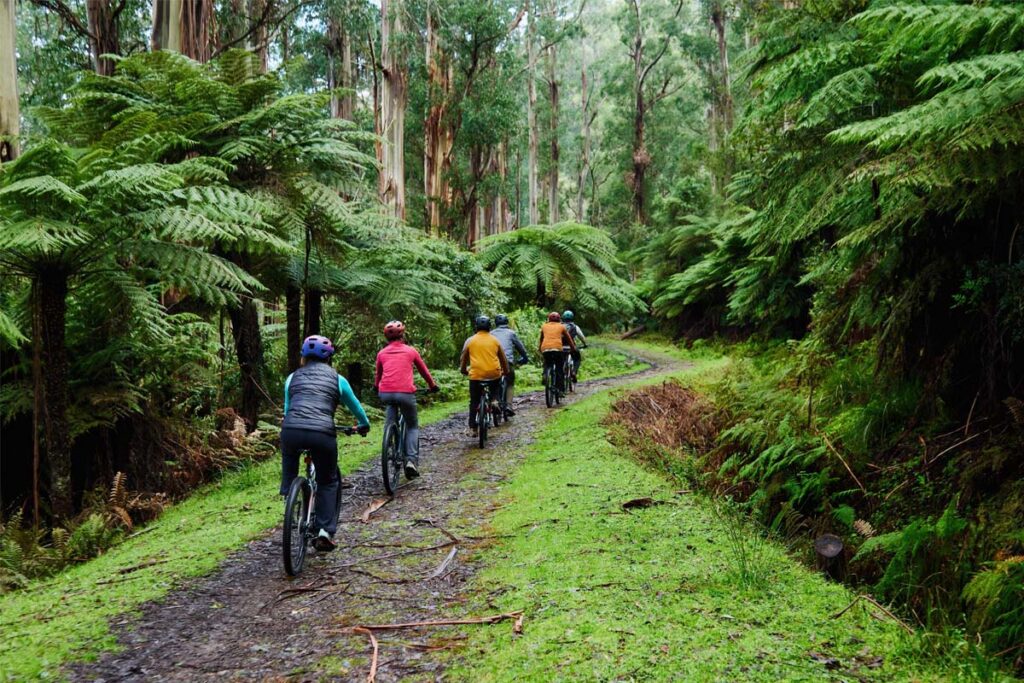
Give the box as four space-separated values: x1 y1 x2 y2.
444 365 957 682
0 398 465 682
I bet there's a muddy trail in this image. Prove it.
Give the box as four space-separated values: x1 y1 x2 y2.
70 351 675 682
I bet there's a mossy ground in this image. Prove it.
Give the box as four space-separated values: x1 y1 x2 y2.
443 359 966 682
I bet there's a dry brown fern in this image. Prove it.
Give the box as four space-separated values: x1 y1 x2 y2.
853 519 876 538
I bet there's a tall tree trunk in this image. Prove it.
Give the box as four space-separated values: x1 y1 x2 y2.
710 2 733 189
526 0 539 226
575 61 591 220
251 0 268 72
228 294 264 432
303 288 322 337
424 9 453 236
546 41 559 224
379 0 406 219
285 284 301 373
466 145 483 249
152 0 213 62
34 270 73 519
498 140 509 232
0 0 19 162
86 0 121 75
328 17 354 120
631 33 649 225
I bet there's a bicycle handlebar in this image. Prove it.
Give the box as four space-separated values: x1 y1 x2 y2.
337 425 359 436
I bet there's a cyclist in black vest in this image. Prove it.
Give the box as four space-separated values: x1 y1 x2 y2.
280 335 370 552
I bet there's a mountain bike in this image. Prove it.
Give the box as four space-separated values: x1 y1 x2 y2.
543 357 562 408
283 426 357 577
380 389 430 496
563 350 576 394
476 379 502 448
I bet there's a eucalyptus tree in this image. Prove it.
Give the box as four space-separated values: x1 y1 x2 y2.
0 0 17 162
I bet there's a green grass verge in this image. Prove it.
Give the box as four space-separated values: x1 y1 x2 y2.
444 367 961 682
0 398 465 683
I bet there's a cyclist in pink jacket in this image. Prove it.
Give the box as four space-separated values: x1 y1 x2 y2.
375 321 439 479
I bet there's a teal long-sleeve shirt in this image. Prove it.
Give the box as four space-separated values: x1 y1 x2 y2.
283 373 370 427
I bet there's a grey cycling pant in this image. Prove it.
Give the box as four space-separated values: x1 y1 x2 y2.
378 392 421 463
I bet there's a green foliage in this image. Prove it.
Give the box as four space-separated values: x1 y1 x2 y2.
964 557 1024 661
477 222 645 324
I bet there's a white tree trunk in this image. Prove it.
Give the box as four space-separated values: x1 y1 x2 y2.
380 0 407 220
0 0 18 162
547 39 559 224
526 0 540 226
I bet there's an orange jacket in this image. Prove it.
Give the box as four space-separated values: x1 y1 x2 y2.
538 322 575 353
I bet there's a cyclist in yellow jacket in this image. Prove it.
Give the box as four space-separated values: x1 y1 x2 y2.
460 316 510 435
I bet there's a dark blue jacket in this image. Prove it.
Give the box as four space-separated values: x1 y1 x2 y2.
282 361 369 435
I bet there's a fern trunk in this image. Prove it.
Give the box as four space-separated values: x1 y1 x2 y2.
303 288 322 338
228 293 264 433
0 0 18 162
34 269 73 520
286 285 301 373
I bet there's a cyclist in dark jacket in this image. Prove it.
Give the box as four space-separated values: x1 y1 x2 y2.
281 335 370 552
490 314 529 416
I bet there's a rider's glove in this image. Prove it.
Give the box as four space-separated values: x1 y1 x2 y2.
357 424 370 437
460 368 469 376
429 385 441 394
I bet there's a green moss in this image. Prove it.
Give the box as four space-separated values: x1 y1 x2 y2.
444 374 959 682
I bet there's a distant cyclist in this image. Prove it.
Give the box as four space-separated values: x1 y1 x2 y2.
460 316 510 436
538 312 576 395
374 321 440 480
491 314 530 417
561 310 587 381
281 335 370 552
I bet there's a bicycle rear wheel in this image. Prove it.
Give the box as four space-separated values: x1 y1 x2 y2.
567 361 575 393
381 421 402 495
478 389 489 448
544 369 554 408
283 476 311 576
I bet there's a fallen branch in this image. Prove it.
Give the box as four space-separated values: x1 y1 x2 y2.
924 433 981 469
413 518 461 543
832 594 914 636
426 547 458 581
350 626 379 683
513 612 524 635
348 611 523 632
818 432 867 495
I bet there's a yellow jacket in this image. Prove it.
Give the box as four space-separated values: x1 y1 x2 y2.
460 332 510 381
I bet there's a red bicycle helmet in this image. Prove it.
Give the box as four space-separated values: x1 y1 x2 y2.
547 311 561 322
384 320 406 341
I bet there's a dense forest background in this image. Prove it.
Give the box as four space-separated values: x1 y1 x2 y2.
2 0 1024 672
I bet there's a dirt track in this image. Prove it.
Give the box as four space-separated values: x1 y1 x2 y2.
69 352 670 682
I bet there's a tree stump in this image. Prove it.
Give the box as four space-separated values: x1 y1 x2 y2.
815 533 846 581
347 362 364 399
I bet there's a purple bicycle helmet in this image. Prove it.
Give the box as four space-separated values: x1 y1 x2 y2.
301 335 335 360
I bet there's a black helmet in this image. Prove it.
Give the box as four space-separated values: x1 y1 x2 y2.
494 314 509 326
474 315 492 331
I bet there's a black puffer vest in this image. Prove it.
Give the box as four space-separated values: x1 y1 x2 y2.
282 361 341 435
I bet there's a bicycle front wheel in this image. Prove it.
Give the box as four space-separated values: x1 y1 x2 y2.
283 476 311 576
382 422 402 495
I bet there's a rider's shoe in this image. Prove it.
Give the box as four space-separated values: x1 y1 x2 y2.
404 460 420 480
504 407 516 417
468 425 478 437
314 529 337 552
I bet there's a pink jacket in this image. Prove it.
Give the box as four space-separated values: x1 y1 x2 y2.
375 341 437 394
